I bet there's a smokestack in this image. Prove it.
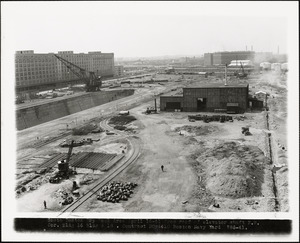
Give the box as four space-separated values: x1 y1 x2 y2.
277 46 279 54
224 64 228 86
246 45 247 51
251 45 253 51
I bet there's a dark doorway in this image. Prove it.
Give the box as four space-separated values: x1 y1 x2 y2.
166 102 181 111
197 98 207 111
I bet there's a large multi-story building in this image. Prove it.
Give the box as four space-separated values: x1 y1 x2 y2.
15 50 114 91
204 51 255 66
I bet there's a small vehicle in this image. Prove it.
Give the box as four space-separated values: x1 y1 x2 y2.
106 130 115 135
91 128 102 133
145 107 157 114
59 140 84 147
119 110 130 116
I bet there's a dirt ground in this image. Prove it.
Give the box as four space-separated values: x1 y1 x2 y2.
15 72 288 213
81 105 275 212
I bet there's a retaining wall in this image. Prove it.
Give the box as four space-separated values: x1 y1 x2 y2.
16 89 134 130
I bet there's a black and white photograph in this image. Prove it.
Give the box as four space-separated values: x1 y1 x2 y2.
1 1 299 241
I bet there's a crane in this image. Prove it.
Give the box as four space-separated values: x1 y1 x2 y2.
233 62 248 79
54 54 102 92
49 140 77 183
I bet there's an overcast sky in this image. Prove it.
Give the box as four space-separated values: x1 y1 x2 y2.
1 1 297 58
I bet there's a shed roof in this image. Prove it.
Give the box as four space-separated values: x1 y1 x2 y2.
184 83 249 89
160 95 183 98
255 90 267 95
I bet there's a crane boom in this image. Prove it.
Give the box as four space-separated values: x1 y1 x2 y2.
66 140 74 163
54 54 102 92
54 54 86 81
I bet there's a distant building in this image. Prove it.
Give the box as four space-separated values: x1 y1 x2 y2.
160 83 249 113
254 52 273 64
15 50 114 91
204 53 213 66
271 63 282 72
260 62 271 70
114 65 124 77
228 60 254 67
204 51 255 66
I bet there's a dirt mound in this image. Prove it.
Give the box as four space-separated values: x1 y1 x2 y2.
109 115 136 126
72 123 100 135
175 125 218 136
200 142 266 198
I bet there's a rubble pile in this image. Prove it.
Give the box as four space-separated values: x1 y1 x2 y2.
53 188 74 206
201 142 266 198
72 123 101 136
108 115 136 126
79 175 94 185
175 125 218 136
97 181 138 203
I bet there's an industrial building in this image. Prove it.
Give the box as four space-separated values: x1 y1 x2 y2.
204 51 255 66
15 50 114 91
160 83 249 113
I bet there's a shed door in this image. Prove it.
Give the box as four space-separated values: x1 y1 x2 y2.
197 98 207 111
166 102 181 110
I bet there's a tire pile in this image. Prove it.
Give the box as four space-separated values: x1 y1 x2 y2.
97 181 138 203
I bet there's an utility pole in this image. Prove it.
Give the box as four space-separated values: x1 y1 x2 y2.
225 64 227 85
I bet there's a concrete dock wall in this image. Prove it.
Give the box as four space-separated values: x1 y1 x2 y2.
16 89 134 130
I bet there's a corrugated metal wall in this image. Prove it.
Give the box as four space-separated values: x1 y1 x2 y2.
160 96 183 111
183 87 248 112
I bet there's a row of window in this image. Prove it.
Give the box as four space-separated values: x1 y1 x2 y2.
16 71 54 75
16 75 56 81
16 78 54 85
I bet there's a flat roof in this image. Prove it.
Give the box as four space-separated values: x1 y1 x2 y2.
184 83 249 89
160 95 183 98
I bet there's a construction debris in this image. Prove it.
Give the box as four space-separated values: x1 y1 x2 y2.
97 181 138 203
59 138 93 147
188 114 233 123
53 187 74 206
79 175 94 185
175 125 218 136
242 126 252 135
72 123 101 136
108 115 136 126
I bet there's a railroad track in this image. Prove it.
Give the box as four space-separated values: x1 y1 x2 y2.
57 135 141 215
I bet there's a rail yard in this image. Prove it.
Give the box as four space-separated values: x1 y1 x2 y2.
15 70 288 214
